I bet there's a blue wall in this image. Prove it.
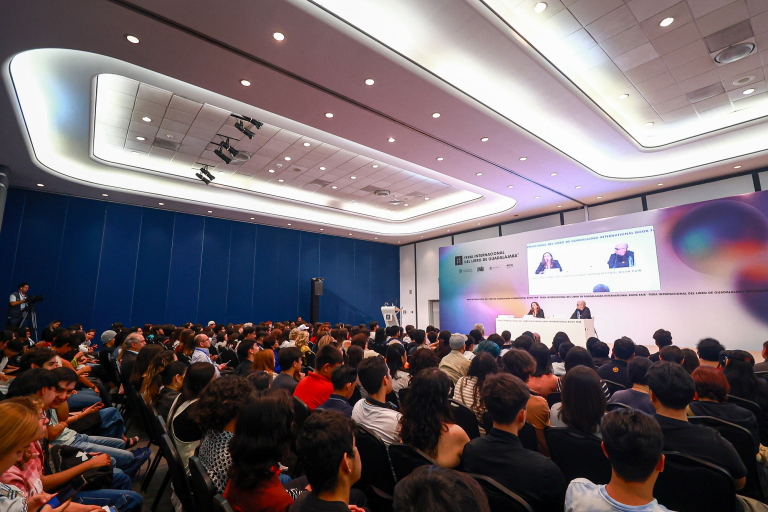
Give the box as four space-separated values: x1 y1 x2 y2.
0 189 400 333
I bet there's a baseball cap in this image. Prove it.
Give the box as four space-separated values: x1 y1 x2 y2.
298 324 309 331
101 330 117 343
449 333 468 350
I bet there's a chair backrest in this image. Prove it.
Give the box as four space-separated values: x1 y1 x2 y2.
545 427 611 484
654 452 737 512
388 443 436 481
601 379 627 397
470 474 534 512
354 425 396 495
293 396 311 429
158 434 196 511
606 402 631 412
188 456 216 512
727 395 768 446
546 392 561 408
449 399 481 439
688 416 765 502
212 494 233 512
398 387 410 405
518 422 539 452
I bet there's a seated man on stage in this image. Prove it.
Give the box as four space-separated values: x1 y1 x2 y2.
570 301 591 320
607 243 635 268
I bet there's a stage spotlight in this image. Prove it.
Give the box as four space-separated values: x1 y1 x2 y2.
214 145 232 164
235 120 255 140
200 166 216 181
222 139 240 158
196 172 211 185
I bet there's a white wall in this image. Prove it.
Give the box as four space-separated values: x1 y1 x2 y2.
760 171 768 191
399 244 416 327
415 237 451 329
501 214 561 235
453 226 499 244
588 197 643 220
646 175 755 210
563 208 586 225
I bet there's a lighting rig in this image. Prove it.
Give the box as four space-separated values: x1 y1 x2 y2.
195 164 215 185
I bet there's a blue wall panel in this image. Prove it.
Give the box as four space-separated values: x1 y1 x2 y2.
1 189 399 333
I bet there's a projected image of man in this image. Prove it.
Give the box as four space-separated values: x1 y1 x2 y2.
608 243 635 269
535 252 562 274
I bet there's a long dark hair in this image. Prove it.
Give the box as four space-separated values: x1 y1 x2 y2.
723 350 760 401
179 362 216 403
466 353 498 416
141 350 176 403
129 345 163 388
529 342 552 377
374 327 387 346
228 389 294 490
399 368 454 457
559 366 606 434
386 343 406 377
179 329 196 357
541 252 554 269
528 302 540 315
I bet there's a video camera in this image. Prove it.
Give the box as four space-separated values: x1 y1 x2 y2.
25 294 44 305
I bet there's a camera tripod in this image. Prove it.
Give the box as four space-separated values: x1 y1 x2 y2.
18 304 39 343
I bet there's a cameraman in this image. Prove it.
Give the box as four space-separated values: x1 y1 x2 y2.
6 282 29 330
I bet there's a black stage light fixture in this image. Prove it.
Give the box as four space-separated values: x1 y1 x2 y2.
214 143 232 164
196 172 211 185
224 141 240 158
234 120 255 140
201 167 215 181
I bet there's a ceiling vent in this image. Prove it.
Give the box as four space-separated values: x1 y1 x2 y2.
374 189 390 197
686 82 725 103
309 179 332 187
388 199 402 205
714 42 755 64
704 20 753 53
153 137 181 151
733 75 755 86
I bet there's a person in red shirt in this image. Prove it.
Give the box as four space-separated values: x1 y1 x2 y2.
293 346 343 410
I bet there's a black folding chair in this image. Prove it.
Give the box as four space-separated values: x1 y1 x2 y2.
545 427 611 484
157 434 196 512
601 379 627 397
689 416 766 503
606 402 631 411
449 399 481 439
212 494 233 512
388 443 436 481
189 456 216 512
150 415 171 512
654 452 737 512
354 425 396 495
481 413 538 452
470 474 534 512
728 395 768 446
293 396 311 430
546 392 561 408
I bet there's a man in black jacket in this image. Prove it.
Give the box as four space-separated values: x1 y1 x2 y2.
570 300 591 319
607 243 635 268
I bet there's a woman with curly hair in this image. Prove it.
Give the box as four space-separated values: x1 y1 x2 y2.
192 376 254 494
141 350 177 404
455 353 498 436
398 368 469 468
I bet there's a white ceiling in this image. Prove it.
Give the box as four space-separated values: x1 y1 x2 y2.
0 0 766 244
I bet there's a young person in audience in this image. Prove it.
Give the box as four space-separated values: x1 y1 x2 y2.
561 347 611 399
350 333 378 360
408 348 439 378
235 340 259 376
680 348 700 374
753 341 768 372
552 341 574 376
352 355 401 445
291 410 368 512
551 366 607 436
194 376 254 494
462 373 566 512
17 347 58 372
474 340 500 361
723 350 768 412
634 345 651 358
439 333 472 384
658 346 683 364
153 361 187 420
273 347 303 394
407 330 428 357
565 409 669 512
294 345 344 410
591 341 612 368
168 362 217 469
501 349 551 454
399 368 469 468
225 389 302 512
608 357 655 415
317 365 357 417
128 344 163 391
394 466 491 512
294 330 313 366
527 342 558 398
253 349 278 383
649 329 672 362
597 337 635 389
697 338 725 368
385 344 409 396
512 335 534 353
455 352 499 436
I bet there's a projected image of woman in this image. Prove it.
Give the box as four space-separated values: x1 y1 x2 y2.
535 252 562 274
528 302 545 318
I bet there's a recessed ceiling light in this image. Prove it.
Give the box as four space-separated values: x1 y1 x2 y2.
550 172 557 176
618 94 629 100
36 183 44 187
365 78 375 86
644 122 654 127
575 185 581 189
659 17 674 27
332 186 338 189
141 116 151 122
136 136 145 141
374 237 378 239
596 196 602 199
534 196 540 199
273 32 285 41
437 157 444 161
278 179 285 182
657 183 663 186
519 157 527 161
404 203 409 206
372 165 378 168
303 142 310 147
250 217 255 220
268 169 275 173
351 176 357 179
477 223 481 225
424 197 430 200
287 223 292 226
476 172 482 176
432 112 441 118
420 236 423 238
447 229 451 232
102 193 108 197
284 157 291 161
320 228 324 231
158 202 164 205
734 165 742 169
126 35 139 44
325 112 334 118
166 134 173 139
388 137 395 142
507 185 514 189
481 137 489 142
557 205 562 208
207 210 213 213
131 151 140 155
240 79 251 87
533 2 547 13
743 88 755 95
733 75 755 86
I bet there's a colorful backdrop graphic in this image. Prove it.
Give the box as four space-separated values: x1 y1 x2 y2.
440 190 768 350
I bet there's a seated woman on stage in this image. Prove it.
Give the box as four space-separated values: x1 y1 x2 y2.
527 302 545 318
534 252 562 274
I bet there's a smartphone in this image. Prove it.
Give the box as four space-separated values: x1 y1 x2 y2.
45 475 88 508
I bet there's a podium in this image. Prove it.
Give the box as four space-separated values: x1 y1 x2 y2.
381 306 399 327
495 317 595 348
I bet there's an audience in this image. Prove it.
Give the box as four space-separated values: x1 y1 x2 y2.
168 362 216 468
153 361 187 420
386 344 409 397
607 357 655 415
273 347 302 394
650 329 672 362
294 345 343 411
439 334 471 384
723 350 768 412
527 342 558 398
597 337 634 389
680 348 700 374
393 465 490 512
551 366 607 436
316 365 357 417
659 345 683 364
352 355 401 445
697 337 725 368
501 349 551 454
455 353 498 436
552 341 574 376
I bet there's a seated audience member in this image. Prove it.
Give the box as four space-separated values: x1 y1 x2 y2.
291 410 368 511
399 368 469 468
591 341 612 368
168 362 217 468
235 340 258 376
561 347 610 399
658 346 683 365
392 465 490 512
225 389 302 512
407 330 428 357
527 342 558 398
551 366 606 436
463 373 566 512
345 346 364 372
551 334 570 362
294 346 344 410
689 366 760 450
140 350 176 403
194 376 253 494
754 341 768 372
608 357 655 415
649 330 672 362
386 344 409 396
723 350 768 412
475 340 500 360
501 349 551 455
647 362 749 494
0 337 23 374
697 338 725 368
17 347 58 372
273 347 302 394
512 335 534 353
455 353 499 436
566 409 669 512
552 341 574 377
350 333 378 360
152 361 187 421
129 344 163 392
191 334 227 377
119 332 145 384
317 365 357 417
439 334 472 384
681 348 700 375
634 345 651 358
248 371 273 391
409 348 440 378
435 330 453 360
597 337 635 389
352 355 401 445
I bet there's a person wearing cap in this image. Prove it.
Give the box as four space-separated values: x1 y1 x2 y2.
439 333 472 385
98 329 119 386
